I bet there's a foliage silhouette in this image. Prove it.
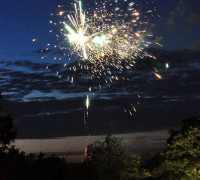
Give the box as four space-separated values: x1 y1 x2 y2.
0 93 199 180
0 92 17 148
85 135 151 180
152 116 200 179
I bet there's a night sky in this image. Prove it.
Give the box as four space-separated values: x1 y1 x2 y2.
0 0 200 143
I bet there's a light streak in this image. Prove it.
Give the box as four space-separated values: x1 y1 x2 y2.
154 72 162 79
86 95 89 110
154 42 163 47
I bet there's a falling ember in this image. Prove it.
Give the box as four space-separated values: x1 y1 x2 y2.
135 32 141 37
154 42 163 47
84 111 87 124
146 10 152 13
59 11 65 16
154 72 162 79
133 12 140 16
84 138 89 157
132 106 137 112
84 147 87 157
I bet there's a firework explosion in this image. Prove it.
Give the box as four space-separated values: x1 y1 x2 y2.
35 0 162 117
64 1 143 61
57 0 157 78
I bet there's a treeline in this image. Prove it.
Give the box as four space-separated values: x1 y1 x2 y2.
1 94 200 180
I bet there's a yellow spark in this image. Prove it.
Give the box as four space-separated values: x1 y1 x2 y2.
32 39 37 42
154 42 163 47
59 11 65 16
154 73 162 79
135 32 141 37
84 147 87 157
133 12 140 16
146 10 152 13
111 28 117 34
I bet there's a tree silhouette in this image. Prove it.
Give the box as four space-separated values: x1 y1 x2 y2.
0 92 17 148
85 135 150 180
153 116 200 179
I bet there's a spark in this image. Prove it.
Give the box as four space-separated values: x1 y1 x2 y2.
84 147 87 157
71 77 74 83
132 12 140 16
32 39 37 42
135 32 141 37
154 42 163 47
146 10 152 13
59 11 65 16
154 72 162 79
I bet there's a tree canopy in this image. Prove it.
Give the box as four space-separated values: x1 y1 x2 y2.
85 135 151 180
153 116 200 179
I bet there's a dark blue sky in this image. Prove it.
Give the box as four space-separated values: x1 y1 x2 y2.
0 0 199 62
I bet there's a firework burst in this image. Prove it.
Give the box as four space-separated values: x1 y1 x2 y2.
38 0 162 117
59 0 155 77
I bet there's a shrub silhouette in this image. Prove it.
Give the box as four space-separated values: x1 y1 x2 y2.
0 93 17 148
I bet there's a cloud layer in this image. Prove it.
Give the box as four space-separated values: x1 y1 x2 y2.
1 49 200 138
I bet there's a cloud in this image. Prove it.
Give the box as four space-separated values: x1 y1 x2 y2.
165 0 200 32
190 41 200 51
0 50 200 138
187 12 200 24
